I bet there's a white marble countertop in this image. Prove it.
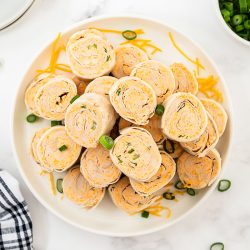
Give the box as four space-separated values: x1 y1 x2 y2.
0 0 250 249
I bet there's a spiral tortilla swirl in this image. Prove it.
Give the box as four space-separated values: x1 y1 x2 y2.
66 29 115 79
65 93 116 148
161 92 208 142
131 60 175 103
80 144 121 188
177 149 221 189
130 151 176 196
109 76 157 125
36 126 82 172
63 167 105 208
111 45 148 78
108 176 160 213
110 127 161 181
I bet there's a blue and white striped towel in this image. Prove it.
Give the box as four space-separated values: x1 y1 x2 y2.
0 170 33 249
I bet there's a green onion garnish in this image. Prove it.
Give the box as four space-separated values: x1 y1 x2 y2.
26 114 38 123
174 180 186 190
56 178 63 193
163 140 175 154
128 148 134 154
122 30 137 40
99 135 114 150
232 14 243 26
51 120 62 127
155 104 165 116
218 179 231 192
163 192 175 200
141 211 149 218
70 95 79 104
187 188 195 196
210 242 224 250
244 20 250 29
59 145 67 152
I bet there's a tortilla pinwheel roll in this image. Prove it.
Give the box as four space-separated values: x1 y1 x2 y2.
130 151 176 196
131 60 175 103
200 98 228 137
161 93 208 142
170 63 198 94
181 113 219 157
30 127 49 164
66 29 115 80
34 75 77 120
109 76 157 125
109 177 160 214
25 73 54 116
119 115 165 144
80 144 121 188
63 166 105 208
65 93 116 148
159 139 184 159
177 149 221 189
111 45 148 78
110 127 161 181
36 126 81 172
85 76 118 97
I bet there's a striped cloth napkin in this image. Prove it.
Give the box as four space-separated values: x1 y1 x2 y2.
0 170 33 249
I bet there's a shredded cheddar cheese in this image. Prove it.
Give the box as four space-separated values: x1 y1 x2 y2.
146 202 172 219
197 75 223 103
168 32 205 73
95 28 145 35
39 170 56 196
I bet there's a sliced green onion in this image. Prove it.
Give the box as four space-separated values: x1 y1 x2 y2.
59 145 67 152
99 135 114 150
241 14 248 21
70 95 79 104
210 242 224 250
155 104 165 116
163 192 175 200
232 14 243 26
122 30 137 40
51 120 62 127
244 20 250 29
141 211 149 218
187 188 195 196
218 179 231 192
56 178 63 193
238 30 249 39
163 140 175 154
26 114 38 123
222 2 234 13
221 9 231 22
235 24 245 32
239 0 248 13
174 180 186 190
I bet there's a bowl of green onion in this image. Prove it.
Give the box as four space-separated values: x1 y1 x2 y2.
214 0 250 45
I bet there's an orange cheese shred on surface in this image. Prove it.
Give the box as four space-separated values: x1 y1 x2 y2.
197 75 223 103
168 32 205 72
39 170 56 196
94 28 145 35
35 33 71 78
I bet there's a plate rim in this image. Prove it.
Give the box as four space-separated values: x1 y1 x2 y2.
11 14 234 237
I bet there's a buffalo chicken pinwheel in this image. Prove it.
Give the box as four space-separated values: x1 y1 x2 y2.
109 76 157 125
108 177 160 214
65 93 116 148
80 144 121 188
177 149 221 189
63 167 105 208
131 60 175 103
36 126 81 172
130 151 176 196
181 113 219 157
161 93 208 142
110 127 161 181
201 98 228 137
84 76 118 97
170 63 198 94
111 45 148 78
66 29 115 80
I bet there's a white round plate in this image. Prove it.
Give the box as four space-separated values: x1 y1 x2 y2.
12 15 233 237
0 0 34 30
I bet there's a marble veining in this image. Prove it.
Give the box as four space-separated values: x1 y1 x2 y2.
0 0 249 249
